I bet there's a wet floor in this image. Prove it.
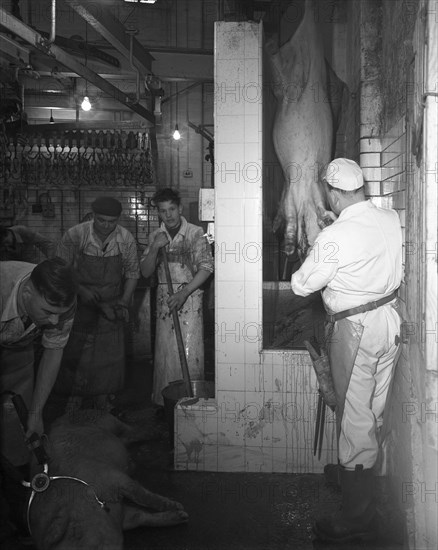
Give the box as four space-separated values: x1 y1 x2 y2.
110 359 406 550
3 358 406 550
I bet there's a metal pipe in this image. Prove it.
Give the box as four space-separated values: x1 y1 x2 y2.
0 7 154 124
127 31 140 104
48 0 56 44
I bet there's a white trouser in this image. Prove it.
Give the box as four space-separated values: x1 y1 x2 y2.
339 303 400 470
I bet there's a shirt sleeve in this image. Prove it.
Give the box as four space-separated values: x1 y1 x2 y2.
121 234 140 279
291 229 340 296
191 228 214 273
140 229 158 261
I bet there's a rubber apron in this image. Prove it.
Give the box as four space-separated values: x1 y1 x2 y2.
152 248 204 406
54 251 125 396
326 318 364 436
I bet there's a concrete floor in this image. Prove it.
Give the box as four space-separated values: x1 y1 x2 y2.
3 347 406 549
108 358 406 550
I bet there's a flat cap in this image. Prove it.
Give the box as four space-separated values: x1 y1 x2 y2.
91 196 122 217
325 158 364 191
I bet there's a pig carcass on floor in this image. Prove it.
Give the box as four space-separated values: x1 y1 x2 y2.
25 411 187 550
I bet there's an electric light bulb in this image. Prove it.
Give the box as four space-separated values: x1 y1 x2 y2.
81 96 91 111
172 125 181 140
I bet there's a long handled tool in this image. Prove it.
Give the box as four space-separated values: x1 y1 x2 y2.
304 340 336 460
161 249 193 398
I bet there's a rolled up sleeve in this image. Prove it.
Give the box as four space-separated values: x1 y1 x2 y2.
291 233 339 296
192 229 214 273
121 238 140 279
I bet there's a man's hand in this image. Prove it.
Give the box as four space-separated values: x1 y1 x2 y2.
154 231 170 249
98 302 117 321
316 207 337 229
167 288 189 311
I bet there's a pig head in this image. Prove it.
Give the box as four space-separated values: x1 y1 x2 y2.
28 411 188 550
266 0 348 257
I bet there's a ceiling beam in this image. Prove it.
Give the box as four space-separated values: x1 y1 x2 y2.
0 32 30 65
64 0 154 76
0 7 155 125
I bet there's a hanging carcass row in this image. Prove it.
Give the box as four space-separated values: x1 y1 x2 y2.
266 0 348 257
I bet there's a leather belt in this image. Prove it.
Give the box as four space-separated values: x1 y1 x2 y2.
326 290 398 323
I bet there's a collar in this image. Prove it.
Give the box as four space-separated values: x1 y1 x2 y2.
336 199 372 221
160 216 188 239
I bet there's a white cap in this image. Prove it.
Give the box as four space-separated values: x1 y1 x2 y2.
325 158 364 191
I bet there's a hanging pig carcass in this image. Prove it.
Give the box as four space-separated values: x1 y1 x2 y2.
267 0 348 257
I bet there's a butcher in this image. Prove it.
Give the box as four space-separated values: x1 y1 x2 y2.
55 197 139 412
0 258 77 549
291 159 402 543
140 188 214 409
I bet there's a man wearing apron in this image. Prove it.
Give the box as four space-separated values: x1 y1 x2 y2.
55 197 139 412
291 159 402 543
140 188 214 408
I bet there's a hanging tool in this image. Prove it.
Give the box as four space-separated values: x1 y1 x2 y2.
313 390 323 457
161 249 193 398
304 339 337 460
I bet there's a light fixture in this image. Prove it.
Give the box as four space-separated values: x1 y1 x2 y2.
81 96 91 111
172 124 181 141
81 22 92 112
124 1 157 4
49 109 55 124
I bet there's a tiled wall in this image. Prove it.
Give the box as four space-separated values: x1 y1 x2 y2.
1 187 158 255
175 21 336 473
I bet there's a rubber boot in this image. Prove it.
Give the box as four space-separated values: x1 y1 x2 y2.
314 464 378 543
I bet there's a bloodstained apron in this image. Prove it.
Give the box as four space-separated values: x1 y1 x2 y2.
325 318 364 438
152 256 204 406
54 251 125 396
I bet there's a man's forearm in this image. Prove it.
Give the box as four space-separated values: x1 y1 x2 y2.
120 277 138 305
182 269 212 297
140 246 160 278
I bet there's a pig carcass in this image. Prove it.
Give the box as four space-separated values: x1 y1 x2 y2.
266 0 348 257
26 411 188 550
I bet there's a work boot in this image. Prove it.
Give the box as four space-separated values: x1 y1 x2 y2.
324 463 341 488
314 464 378 543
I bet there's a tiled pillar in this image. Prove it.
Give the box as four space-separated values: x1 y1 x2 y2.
174 21 337 473
214 21 263 471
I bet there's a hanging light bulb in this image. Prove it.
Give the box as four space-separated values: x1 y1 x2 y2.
172 124 181 140
49 109 55 124
81 96 91 111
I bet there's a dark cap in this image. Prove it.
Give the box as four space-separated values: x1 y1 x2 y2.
91 196 122 217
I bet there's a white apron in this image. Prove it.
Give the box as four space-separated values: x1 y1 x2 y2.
152 260 204 406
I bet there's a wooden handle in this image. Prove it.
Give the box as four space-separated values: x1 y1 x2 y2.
161 249 193 397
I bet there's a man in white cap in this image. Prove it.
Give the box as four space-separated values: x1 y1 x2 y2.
291 158 402 542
